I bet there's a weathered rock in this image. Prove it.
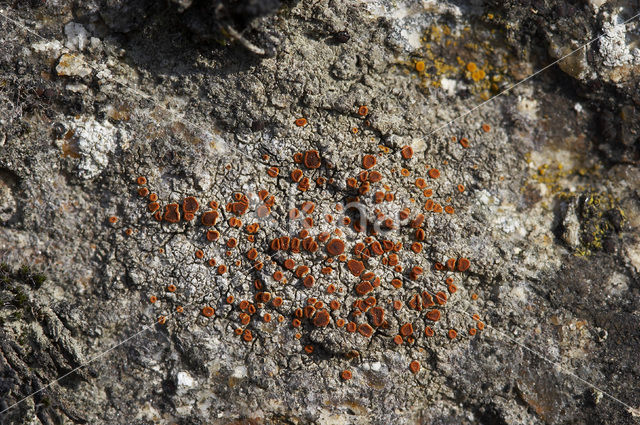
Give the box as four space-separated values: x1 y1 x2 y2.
0 1 639 424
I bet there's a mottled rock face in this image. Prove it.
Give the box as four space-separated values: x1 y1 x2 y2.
1 0 639 424
0 170 18 224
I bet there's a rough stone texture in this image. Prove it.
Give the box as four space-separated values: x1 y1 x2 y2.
0 0 639 424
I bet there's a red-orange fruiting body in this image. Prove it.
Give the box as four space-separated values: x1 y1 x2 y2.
446 258 456 271
304 150 321 169
183 196 199 214
326 239 345 256
426 309 441 321
362 154 376 170
457 257 471 272
400 323 414 336
243 329 253 342
358 323 374 338
164 204 180 223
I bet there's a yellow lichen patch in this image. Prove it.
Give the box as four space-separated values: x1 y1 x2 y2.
525 155 625 257
471 69 486 82
407 22 519 98
530 158 602 197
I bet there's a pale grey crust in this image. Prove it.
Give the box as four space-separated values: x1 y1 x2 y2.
0 1 638 424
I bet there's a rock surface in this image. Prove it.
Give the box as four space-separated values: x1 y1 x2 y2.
0 0 639 424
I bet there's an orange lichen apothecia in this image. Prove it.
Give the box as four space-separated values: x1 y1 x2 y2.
131 114 486 383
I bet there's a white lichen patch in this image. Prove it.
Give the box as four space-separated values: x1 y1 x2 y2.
408 135 427 155
494 208 525 237
589 0 609 10
65 82 88 93
365 0 463 52
516 96 539 121
31 39 63 57
507 284 530 306
177 371 195 388
475 189 497 206
625 243 640 273
56 53 92 78
176 371 196 397
59 118 118 179
64 22 90 51
0 178 16 222
599 13 640 68
231 365 248 379
440 77 462 95
606 272 629 296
